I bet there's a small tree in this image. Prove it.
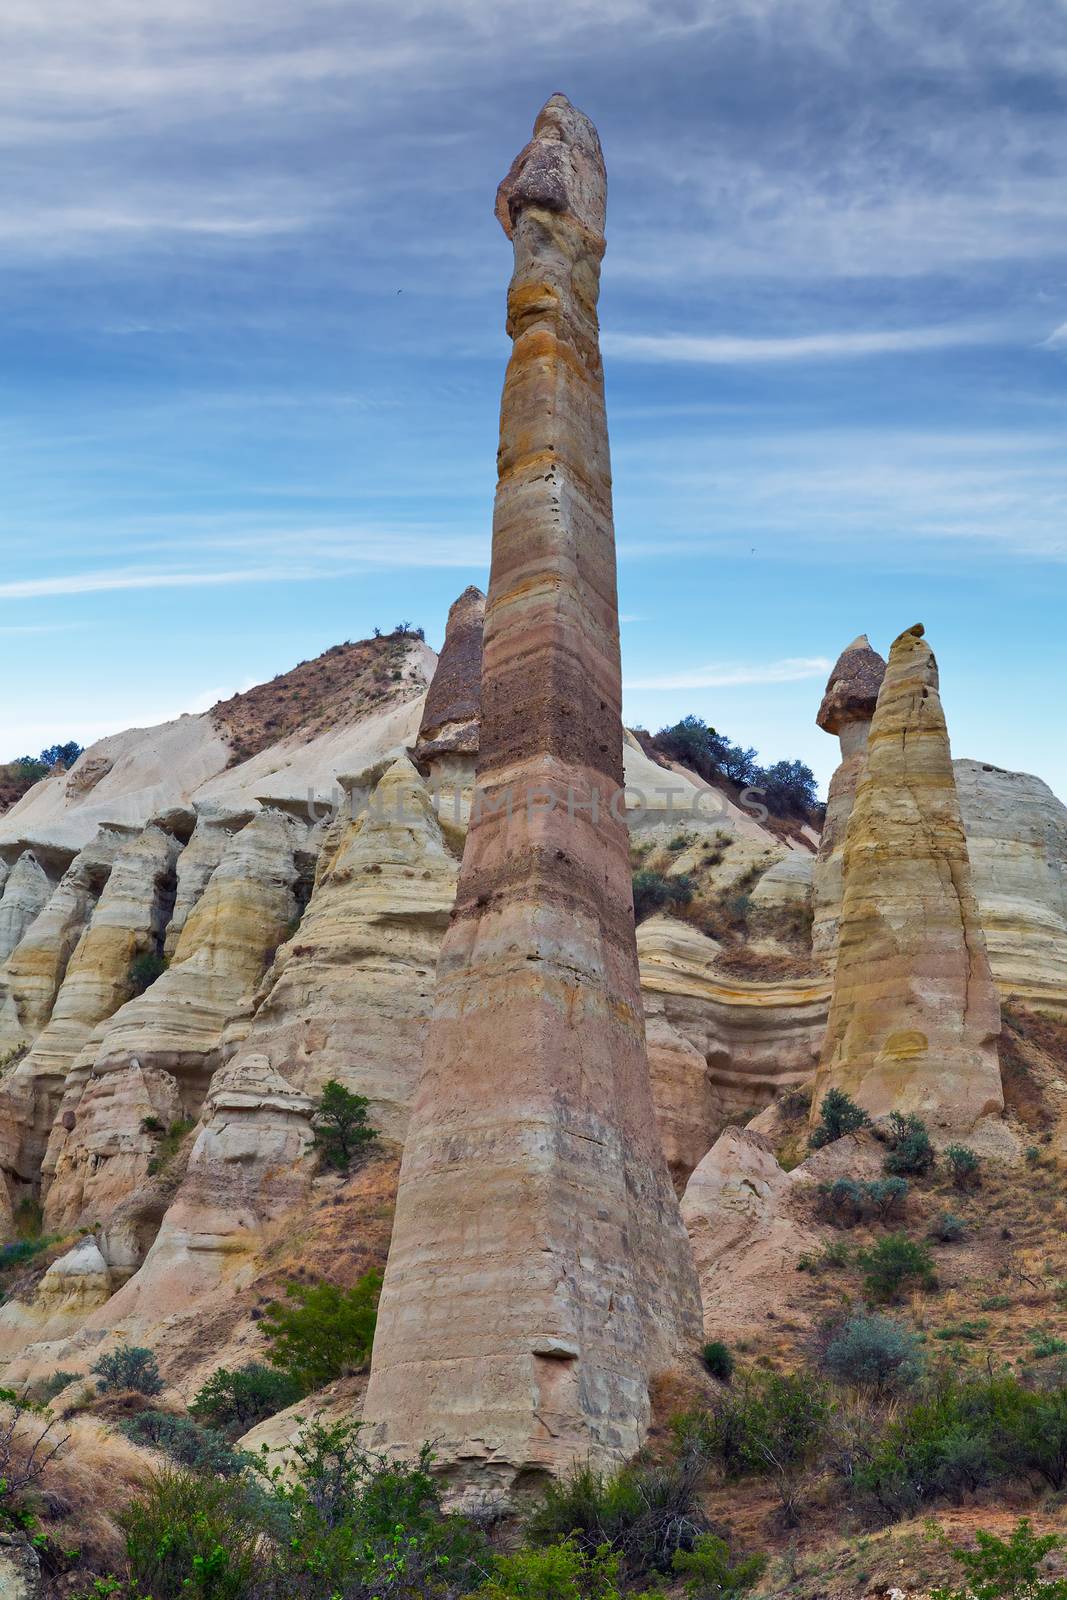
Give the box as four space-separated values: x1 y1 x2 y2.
673 1534 766 1598
945 1143 981 1188
823 1313 924 1394
261 1270 383 1393
883 1111 935 1177
190 1361 302 1437
931 1519 1067 1600
312 1079 378 1171
810 1088 870 1149
91 1343 163 1396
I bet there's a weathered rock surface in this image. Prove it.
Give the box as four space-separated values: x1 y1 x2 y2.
365 96 702 1491
639 915 829 1185
956 760 1067 1016
41 808 309 1232
0 832 120 1056
225 757 458 1144
812 624 1003 1131
812 636 887 962
0 823 181 1193
0 851 59 965
413 587 485 767
163 801 256 960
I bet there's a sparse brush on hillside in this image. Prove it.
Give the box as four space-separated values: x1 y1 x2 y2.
261 1270 383 1392
651 716 819 818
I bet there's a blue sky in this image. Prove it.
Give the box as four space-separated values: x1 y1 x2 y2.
1 0 1065 799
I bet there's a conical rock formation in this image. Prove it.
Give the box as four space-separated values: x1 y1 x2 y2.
812 624 1003 1130
364 95 702 1492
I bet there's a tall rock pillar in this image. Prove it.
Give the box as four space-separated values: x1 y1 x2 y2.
364 94 701 1492
811 635 886 962
811 624 1002 1130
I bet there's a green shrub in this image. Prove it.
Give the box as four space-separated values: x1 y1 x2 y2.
632 870 695 924
702 1341 734 1382
823 1313 924 1394
820 1176 908 1228
91 1343 163 1396
945 1144 980 1188
122 1470 265 1600
257 1420 486 1597
857 1233 936 1303
146 1117 196 1176
809 1089 870 1149
33 1370 79 1404
311 1079 378 1171
190 1361 302 1437
528 1455 708 1577
675 1370 829 1521
1032 1331 1067 1359
931 1518 1067 1600
673 1533 766 1598
0 1236 55 1272
261 1270 382 1393
935 1319 989 1343
931 1211 967 1244
470 1538 621 1600
883 1112 935 1177
118 1410 246 1477
129 950 166 995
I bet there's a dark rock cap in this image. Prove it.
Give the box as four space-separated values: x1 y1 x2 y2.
495 93 606 241
414 586 486 763
816 634 888 734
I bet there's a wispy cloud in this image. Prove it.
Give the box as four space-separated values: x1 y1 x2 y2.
603 325 997 365
625 657 832 690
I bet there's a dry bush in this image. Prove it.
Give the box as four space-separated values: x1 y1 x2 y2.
2 1405 153 1569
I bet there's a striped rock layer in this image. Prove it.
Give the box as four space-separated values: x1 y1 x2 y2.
811 624 1003 1130
364 94 701 1492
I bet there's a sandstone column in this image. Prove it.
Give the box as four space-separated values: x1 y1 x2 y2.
413 586 485 771
811 624 1002 1131
364 94 701 1492
811 636 886 962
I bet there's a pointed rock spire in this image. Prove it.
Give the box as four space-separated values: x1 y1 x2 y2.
364 95 701 1492
811 624 1003 1129
414 586 486 765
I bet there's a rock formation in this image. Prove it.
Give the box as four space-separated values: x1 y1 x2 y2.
0 832 120 1056
811 636 886 961
413 586 485 770
811 624 1003 1130
956 760 1067 1016
217 757 458 1145
0 848 63 964
0 822 181 1197
41 806 309 1231
364 95 702 1491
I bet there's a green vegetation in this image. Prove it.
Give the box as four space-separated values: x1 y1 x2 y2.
701 1340 734 1382
631 869 695 924
882 1111 935 1177
311 1078 378 1171
822 1313 924 1393
471 1539 622 1600
90 1343 163 1396
261 1270 383 1393
129 950 167 995
119 1409 247 1477
809 1087 870 1149
819 1175 908 1227
146 1117 196 1175
672 1534 766 1598
652 716 818 816
945 1143 981 1187
931 1210 968 1243
190 1361 302 1437
857 1232 937 1303
931 1519 1067 1600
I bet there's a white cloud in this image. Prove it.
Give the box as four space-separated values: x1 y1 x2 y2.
625 657 832 690
602 325 997 365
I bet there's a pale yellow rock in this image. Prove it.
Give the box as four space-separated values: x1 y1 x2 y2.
0 831 121 1056
956 759 1067 1016
0 823 181 1191
638 915 829 1184
811 625 1003 1131
0 850 60 964
0 1237 114 1360
163 802 255 960
229 757 458 1143
41 808 309 1232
